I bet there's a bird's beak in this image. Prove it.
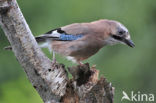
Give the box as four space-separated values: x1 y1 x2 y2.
124 39 135 48
111 34 135 48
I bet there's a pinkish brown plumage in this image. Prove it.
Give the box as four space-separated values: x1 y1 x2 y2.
35 19 135 64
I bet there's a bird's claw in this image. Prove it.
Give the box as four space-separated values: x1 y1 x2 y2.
92 64 96 68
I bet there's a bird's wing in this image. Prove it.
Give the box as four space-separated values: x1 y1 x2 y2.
61 23 91 35
35 23 92 42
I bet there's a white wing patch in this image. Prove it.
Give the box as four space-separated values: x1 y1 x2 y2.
49 30 61 37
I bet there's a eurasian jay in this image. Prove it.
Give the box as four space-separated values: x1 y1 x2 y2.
35 19 135 64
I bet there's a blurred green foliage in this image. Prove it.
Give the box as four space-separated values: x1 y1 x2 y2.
0 0 156 103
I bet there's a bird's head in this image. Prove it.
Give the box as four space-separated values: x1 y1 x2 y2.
104 20 135 48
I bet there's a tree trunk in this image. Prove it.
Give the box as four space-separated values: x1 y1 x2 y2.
0 0 114 103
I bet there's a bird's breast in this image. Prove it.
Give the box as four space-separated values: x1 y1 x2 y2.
52 35 103 62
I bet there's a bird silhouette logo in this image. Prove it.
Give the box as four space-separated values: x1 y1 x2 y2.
121 91 131 101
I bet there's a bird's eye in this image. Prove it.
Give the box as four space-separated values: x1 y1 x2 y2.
118 30 125 35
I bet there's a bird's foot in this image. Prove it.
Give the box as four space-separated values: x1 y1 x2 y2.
78 61 84 66
92 64 96 68
51 58 57 65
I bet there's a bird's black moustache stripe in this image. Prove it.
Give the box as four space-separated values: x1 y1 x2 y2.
111 35 123 41
112 35 135 48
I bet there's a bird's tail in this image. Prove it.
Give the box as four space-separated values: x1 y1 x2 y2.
35 35 59 43
4 46 12 50
4 35 59 50
4 28 63 50
35 36 46 43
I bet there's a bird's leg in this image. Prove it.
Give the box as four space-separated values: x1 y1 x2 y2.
78 61 84 66
51 51 56 65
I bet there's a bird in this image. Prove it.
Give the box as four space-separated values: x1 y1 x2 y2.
5 19 135 65
35 19 135 65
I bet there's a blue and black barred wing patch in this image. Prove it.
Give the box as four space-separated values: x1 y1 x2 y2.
58 34 84 41
45 28 84 41
35 28 84 42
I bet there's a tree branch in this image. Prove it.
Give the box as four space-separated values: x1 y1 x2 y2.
0 0 68 102
0 0 114 103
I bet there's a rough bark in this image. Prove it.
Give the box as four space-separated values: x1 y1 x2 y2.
0 0 114 103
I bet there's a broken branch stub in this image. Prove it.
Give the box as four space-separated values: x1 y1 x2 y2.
61 63 114 103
